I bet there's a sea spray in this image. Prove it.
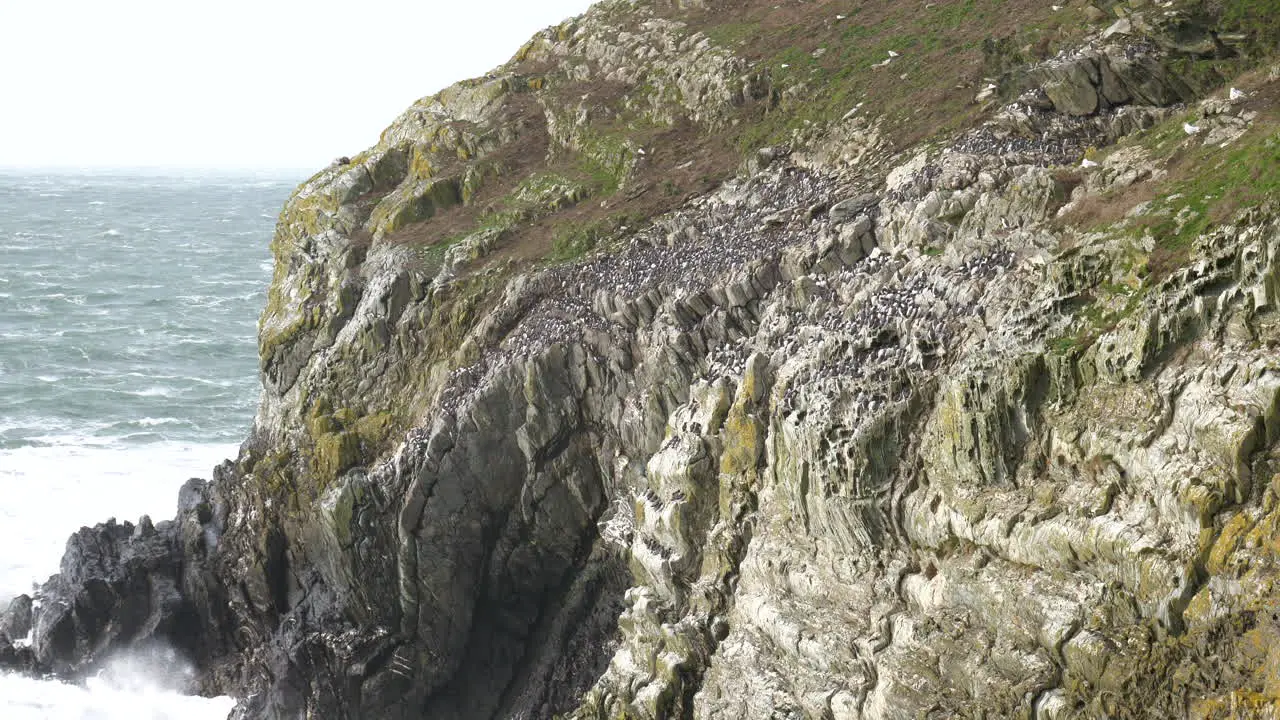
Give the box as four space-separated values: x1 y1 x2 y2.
0 170 296 717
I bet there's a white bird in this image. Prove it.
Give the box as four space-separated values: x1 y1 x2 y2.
887 50 900 57
1081 158 1099 168
1230 87 1247 101
1183 122 1201 135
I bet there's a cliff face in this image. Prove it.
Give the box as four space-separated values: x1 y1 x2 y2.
8 0 1280 718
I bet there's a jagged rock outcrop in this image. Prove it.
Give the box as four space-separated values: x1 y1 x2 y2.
7 0 1280 718
0 518 187 677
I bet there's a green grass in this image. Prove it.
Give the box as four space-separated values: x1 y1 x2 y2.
513 172 594 210
702 20 760 49
430 171 596 255
1217 0 1280 54
408 0 1280 282
549 212 642 262
1048 282 1147 355
1049 112 1280 349
572 129 634 196
1131 125 1280 274
412 235 466 276
720 0 1080 154
715 0 1280 158
1050 101 1280 347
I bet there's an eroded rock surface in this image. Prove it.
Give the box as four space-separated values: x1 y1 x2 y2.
8 0 1280 718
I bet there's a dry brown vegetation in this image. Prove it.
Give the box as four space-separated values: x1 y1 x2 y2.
1054 65 1280 282
376 0 1113 275
685 0 1097 150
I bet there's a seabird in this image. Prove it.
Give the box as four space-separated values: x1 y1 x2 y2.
1230 87 1247 101
1080 158 1099 168
1183 122 1201 135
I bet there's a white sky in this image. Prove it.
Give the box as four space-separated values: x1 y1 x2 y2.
0 0 597 171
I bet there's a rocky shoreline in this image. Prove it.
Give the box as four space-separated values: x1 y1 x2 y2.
8 1 1280 718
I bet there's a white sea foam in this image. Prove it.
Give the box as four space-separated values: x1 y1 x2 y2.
0 441 240 719
0 652 236 720
0 170 289 717
134 417 182 427
0 441 236 600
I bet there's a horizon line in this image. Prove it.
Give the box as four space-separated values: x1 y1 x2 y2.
0 164 318 176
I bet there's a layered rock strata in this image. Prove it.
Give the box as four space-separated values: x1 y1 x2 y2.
7 1 1280 718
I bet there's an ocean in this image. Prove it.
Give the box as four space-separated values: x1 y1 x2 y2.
0 169 299 718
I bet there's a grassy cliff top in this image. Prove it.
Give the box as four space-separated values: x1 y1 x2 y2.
253 0 1280 491
277 0 1259 273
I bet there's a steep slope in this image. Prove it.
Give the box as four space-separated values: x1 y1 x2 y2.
8 0 1280 718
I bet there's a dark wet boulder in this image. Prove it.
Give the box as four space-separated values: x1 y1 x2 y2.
1 594 33 643
0 637 37 675
20 517 198 677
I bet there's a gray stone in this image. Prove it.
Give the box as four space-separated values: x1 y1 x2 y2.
829 193 879 223
15 5 1280 720
1 595 32 644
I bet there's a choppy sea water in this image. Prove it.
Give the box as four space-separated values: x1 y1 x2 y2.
0 170 298 718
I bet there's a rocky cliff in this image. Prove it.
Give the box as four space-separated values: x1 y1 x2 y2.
8 0 1280 718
